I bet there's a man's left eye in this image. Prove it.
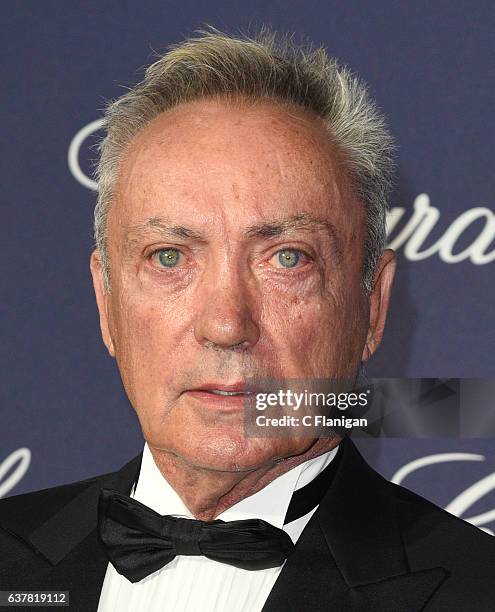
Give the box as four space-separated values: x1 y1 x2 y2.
271 249 305 269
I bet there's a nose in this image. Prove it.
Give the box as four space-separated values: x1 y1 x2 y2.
193 266 260 351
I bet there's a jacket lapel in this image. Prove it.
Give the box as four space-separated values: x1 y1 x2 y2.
262 438 448 612
23 453 143 611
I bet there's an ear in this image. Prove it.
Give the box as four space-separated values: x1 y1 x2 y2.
361 249 396 362
90 249 116 357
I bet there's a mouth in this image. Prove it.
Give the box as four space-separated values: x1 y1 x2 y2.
183 383 256 412
200 389 249 396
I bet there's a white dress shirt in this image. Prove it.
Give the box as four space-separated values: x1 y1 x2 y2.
97 443 338 612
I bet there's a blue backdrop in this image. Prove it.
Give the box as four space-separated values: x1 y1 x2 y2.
1 1 494 535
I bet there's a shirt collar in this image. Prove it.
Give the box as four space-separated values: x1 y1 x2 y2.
132 442 339 530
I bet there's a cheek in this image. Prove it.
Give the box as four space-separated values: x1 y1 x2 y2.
260 294 328 372
262 290 368 377
109 293 186 400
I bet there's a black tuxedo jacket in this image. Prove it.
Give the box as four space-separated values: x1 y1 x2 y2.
1 438 494 611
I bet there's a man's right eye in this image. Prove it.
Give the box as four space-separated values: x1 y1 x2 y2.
151 248 183 268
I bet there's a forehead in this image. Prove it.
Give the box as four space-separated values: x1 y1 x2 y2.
111 97 363 235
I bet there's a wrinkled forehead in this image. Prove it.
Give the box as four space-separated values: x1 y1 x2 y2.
109 98 365 242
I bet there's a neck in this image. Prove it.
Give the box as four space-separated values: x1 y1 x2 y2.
147 437 341 521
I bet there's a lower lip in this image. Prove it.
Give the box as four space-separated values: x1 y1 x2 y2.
184 390 249 411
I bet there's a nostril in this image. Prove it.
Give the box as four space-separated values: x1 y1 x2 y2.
202 340 250 352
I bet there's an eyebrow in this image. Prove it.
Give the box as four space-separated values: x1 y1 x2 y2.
124 213 342 258
245 213 342 259
124 217 204 249
245 213 337 240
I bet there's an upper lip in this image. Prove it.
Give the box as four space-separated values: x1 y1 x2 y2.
187 382 252 393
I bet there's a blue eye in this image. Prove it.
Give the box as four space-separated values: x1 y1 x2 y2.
276 249 301 268
154 248 182 268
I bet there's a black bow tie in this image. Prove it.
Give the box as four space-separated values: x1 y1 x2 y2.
98 491 294 582
97 442 343 583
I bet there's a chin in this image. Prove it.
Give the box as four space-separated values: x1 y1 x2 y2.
174 433 289 473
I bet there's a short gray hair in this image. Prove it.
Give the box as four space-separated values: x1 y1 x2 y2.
94 26 394 293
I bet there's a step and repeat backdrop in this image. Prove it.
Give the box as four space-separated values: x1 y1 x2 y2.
1 2 494 534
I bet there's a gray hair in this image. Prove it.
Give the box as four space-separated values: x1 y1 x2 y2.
94 26 395 293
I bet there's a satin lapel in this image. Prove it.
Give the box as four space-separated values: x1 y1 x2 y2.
38 527 111 612
24 452 143 611
262 515 349 612
264 438 448 612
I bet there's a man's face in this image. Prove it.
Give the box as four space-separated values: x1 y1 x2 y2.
91 98 395 472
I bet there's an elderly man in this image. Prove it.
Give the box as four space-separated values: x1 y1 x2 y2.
0 28 494 612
